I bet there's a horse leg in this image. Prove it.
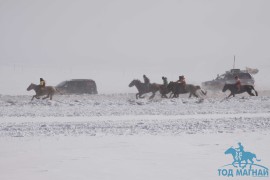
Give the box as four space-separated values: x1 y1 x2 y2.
232 160 238 168
247 158 254 169
242 160 248 169
32 95 40 101
247 90 255 96
227 93 233 98
42 93 50 100
161 92 168 98
254 90 258 96
250 158 254 165
249 86 258 96
193 92 198 98
139 93 145 98
149 92 155 99
239 160 244 168
201 89 207 96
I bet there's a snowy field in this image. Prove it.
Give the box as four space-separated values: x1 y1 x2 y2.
0 93 270 180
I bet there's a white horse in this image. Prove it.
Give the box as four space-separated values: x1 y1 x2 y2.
27 83 59 101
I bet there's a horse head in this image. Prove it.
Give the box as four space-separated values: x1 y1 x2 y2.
222 84 229 92
129 79 140 87
225 147 236 155
27 83 35 91
167 81 174 91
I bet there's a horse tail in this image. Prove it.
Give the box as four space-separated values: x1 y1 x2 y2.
200 89 207 96
254 154 261 161
55 88 64 95
251 86 258 96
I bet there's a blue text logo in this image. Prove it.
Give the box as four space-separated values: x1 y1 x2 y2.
218 142 268 177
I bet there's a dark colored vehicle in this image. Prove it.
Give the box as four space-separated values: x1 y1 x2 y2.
56 79 98 94
202 69 255 91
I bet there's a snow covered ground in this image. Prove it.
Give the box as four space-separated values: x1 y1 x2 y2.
1 93 270 117
0 93 270 180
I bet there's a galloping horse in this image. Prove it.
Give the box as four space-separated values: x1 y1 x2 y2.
225 147 260 168
129 79 161 99
159 84 172 98
27 83 58 100
222 84 258 98
167 81 207 98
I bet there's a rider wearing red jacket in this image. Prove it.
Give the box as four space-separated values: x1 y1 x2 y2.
235 76 241 92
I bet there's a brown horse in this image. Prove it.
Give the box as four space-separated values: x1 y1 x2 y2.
159 85 172 98
222 84 258 98
27 83 59 100
129 79 161 99
167 81 207 98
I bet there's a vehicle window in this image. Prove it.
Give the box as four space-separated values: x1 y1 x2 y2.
219 74 225 79
238 73 251 79
69 81 79 87
77 82 85 88
225 74 234 80
86 81 94 86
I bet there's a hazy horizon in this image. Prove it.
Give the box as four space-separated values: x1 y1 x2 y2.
1 0 270 94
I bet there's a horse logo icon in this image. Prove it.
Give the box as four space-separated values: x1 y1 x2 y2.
219 142 268 177
225 142 261 169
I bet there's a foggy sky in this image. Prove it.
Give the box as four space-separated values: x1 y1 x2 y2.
0 0 270 94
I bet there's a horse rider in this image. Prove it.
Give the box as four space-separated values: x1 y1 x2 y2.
236 142 244 152
235 75 241 92
143 75 150 90
177 75 186 90
235 142 244 160
39 78 46 91
162 76 168 87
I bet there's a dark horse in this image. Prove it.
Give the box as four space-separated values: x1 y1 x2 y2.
222 84 258 98
166 81 207 98
159 85 172 98
129 79 161 99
